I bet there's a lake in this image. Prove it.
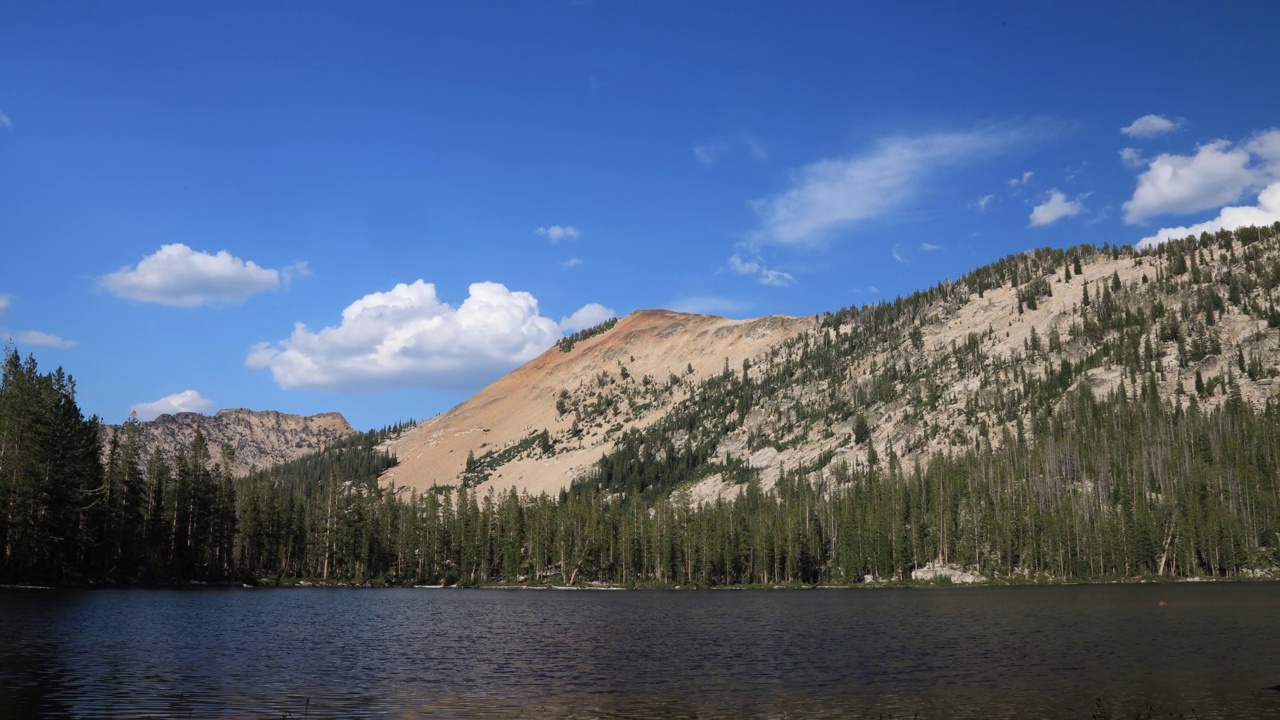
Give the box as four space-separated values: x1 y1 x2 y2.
1 583 1278 718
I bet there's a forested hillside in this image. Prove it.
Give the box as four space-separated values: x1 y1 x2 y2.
3 223 1280 586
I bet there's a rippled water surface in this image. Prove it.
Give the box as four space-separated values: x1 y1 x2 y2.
2 584 1279 718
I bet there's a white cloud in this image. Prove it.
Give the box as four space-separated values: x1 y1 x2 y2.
559 257 583 270
0 294 9 316
1007 171 1034 187
694 134 767 166
247 280 573 392
892 244 908 264
727 254 794 287
758 269 795 287
560 303 616 333
1122 140 1256 223
727 254 761 275
1136 182 1280 250
6 330 76 349
1248 129 1280 170
852 285 880 296
130 390 215 421
535 225 581 243
101 244 284 307
669 296 750 316
1119 147 1146 169
0 112 10 129
751 127 1026 246
920 242 941 251
282 260 311 287
1030 190 1086 226
1121 114 1179 139
975 194 996 211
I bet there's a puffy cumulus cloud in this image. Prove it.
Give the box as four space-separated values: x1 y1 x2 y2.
7 330 76 349
1121 114 1180 139
751 127 1030 246
246 280 584 392
102 244 286 306
130 390 215 421
1122 140 1256 224
1136 183 1280 250
1030 190 1086 227
560 303 617 333
534 225 580 243
1248 129 1280 169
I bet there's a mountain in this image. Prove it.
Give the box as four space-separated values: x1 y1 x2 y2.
107 408 355 477
384 225 1280 505
381 309 810 495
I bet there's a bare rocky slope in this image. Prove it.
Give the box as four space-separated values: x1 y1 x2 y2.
107 408 355 476
381 309 811 495
383 225 1280 503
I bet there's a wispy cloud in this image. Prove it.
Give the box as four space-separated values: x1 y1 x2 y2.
1119 147 1146 169
559 257 584 270
0 112 10 129
1121 114 1180 139
669 296 751 316
727 253 796 287
891 244 908 264
758 269 796 287
920 242 942 251
751 125 1038 246
130 390 215 421
535 225 581 243
975 194 996 211
5 330 76 349
693 134 767 166
101 244 287 307
0 294 10 316
1030 190 1086 227
1007 171 1034 187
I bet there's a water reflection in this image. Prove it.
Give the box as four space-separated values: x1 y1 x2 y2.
1 584 1278 718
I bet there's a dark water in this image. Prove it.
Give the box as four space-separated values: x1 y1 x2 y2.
1 584 1278 718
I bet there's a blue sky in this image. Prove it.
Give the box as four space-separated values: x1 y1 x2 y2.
3 2 1279 431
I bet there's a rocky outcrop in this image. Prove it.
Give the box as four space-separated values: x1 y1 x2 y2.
106 408 355 476
911 563 987 584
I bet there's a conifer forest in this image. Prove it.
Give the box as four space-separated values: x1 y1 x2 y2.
4 226 1280 588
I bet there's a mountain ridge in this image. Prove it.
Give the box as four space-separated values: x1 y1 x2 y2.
106 407 355 477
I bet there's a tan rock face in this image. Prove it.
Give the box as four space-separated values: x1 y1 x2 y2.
381 309 811 496
107 408 355 476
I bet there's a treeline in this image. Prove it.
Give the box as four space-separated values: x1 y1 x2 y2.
11 336 1276 586
556 317 618 353
0 345 401 585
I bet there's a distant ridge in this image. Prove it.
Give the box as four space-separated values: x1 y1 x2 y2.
106 408 355 476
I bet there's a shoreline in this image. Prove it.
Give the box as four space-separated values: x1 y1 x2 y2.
5 573 1276 591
